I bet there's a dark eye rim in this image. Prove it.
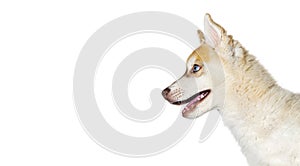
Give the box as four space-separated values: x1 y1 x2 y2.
192 64 202 73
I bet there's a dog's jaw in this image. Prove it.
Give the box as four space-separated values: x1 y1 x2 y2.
162 88 212 119
183 90 210 110
180 90 211 115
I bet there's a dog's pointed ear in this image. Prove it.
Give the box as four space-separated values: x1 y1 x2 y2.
204 14 226 48
197 29 205 44
203 14 245 58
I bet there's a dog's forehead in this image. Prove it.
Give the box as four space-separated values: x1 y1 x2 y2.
187 45 210 65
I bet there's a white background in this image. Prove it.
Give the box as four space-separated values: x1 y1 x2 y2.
1 0 300 165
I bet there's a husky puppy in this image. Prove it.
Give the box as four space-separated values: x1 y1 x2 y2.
162 14 300 166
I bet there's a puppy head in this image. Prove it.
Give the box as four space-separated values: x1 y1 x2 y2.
162 14 229 119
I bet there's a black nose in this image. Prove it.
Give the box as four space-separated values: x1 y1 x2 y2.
162 87 171 98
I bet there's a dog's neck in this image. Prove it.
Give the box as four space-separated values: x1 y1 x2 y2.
215 41 293 159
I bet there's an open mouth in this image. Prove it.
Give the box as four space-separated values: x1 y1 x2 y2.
172 89 211 114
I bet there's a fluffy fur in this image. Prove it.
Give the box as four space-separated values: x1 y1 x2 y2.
162 14 300 165
221 39 300 165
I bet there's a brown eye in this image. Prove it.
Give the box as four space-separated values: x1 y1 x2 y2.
192 64 201 73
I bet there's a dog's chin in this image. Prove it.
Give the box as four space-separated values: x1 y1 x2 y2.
182 107 212 119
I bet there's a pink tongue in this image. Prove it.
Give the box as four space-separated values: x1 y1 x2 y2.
186 95 201 108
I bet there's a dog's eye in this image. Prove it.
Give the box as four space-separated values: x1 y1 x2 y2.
192 64 201 73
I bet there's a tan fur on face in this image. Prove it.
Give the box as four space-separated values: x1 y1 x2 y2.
187 45 210 64
186 45 211 77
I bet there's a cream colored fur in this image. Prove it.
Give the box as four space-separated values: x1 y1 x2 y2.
221 41 300 166
163 14 300 166
208 14 300 166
